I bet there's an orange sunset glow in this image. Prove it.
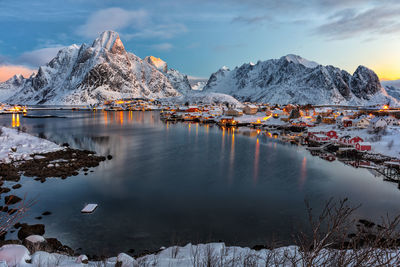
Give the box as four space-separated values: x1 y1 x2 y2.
0 65 36 82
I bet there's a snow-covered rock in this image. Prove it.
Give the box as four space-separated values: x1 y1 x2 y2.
25 235 46 244
1 31 180 105
203 54 398 105
116 253 138 267
0 126 62 163
145 56 192 94
0 245 30 266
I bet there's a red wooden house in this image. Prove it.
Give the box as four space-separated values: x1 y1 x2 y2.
355 142 371 151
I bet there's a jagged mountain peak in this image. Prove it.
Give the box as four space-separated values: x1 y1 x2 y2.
91 30 126 54
144 56 168 73
281 54 319 68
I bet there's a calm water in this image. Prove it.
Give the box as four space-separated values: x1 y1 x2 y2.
1 110 400 255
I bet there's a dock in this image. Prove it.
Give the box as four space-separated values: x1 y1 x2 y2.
81 204 98 213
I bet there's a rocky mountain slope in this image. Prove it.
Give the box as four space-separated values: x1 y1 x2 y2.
0 31 180 105
144 56 192 94
381 80 400 100
0 74 27 101
203 54 397 105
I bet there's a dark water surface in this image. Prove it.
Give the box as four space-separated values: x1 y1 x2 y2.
1 110 400 256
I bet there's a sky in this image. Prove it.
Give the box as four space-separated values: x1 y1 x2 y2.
0 0 400 82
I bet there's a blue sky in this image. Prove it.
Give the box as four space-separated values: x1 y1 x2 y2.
1 0 400 81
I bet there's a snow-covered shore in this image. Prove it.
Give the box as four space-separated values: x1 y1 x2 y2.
0 127 63 164
0 241 399 267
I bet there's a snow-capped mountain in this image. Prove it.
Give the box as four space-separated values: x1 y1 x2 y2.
381 80 400 100
188 77 208 91
144 56 192 94
203 55 397 105
0 74 27 101
1 31 180 105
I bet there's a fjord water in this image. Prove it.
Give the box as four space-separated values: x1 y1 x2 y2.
2 110 400 256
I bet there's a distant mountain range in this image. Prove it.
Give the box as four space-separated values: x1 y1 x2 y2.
0 32 399 105
203 54 398 105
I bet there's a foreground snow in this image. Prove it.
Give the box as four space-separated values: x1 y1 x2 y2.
0 242 399 267
0 127 62 163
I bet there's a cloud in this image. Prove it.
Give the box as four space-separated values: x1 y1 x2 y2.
151 43 173 51
76 8 148 39
77 7 187 40
315 6 400 39
0 65 36 82
232 15 272 25
17 46 65 67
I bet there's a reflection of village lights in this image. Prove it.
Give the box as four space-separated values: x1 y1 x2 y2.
263 114 272 121
12 113 15 127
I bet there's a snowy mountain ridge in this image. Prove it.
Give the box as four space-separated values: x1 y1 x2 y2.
0 31 181 105
144 56 192 94
381 80 400 101
203 55 398 105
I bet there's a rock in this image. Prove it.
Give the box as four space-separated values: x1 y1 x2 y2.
18 224 45 240
35 216 42 220
76 254 89 264
4 195 21 205
8 209 18 215
0 188 11 194
116 253 138 267
23 235 46 254
0 206 8 213
107 155 113 160
44 238 74 255
42 211 51 216
62 143 70 147
12 184 22 189
14 223 23 229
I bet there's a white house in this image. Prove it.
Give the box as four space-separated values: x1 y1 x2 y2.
353 117 371 129
383 116 399 126
243 104 258 115
369 117 387 129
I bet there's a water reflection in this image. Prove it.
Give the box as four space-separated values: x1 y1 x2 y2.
11 113 20 128
253 138 260 184
299 156 307 190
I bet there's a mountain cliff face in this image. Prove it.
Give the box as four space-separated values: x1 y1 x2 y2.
144 56 192 94
381 80 400 100
1 31 180 104
203 55 396 105
0 74 27 101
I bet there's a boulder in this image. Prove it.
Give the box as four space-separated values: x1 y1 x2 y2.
17 224 45 240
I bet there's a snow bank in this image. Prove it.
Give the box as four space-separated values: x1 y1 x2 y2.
0 127 62 163
0 245 30 266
